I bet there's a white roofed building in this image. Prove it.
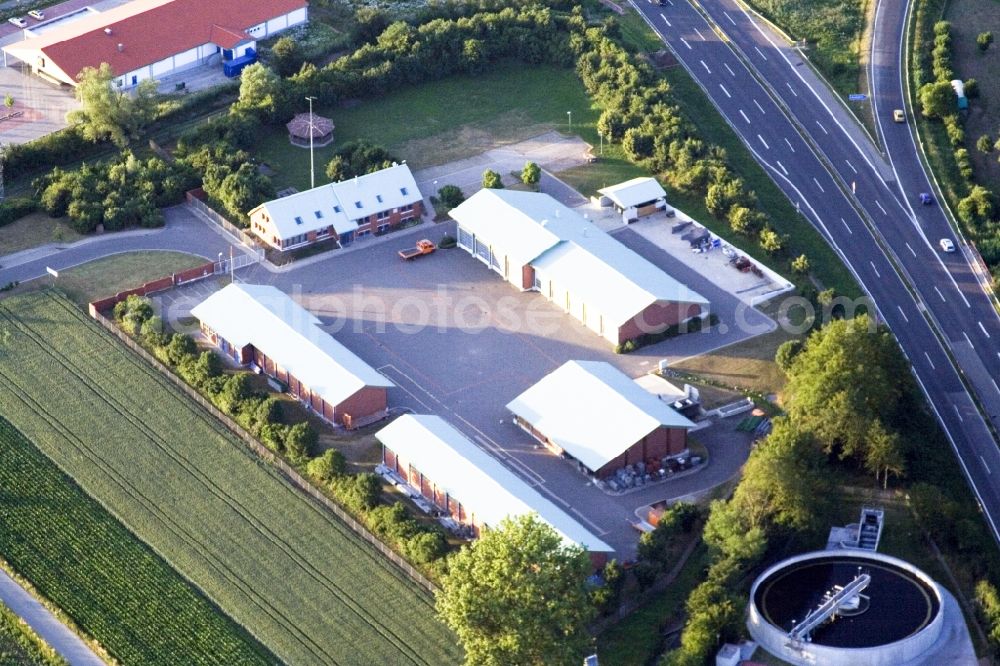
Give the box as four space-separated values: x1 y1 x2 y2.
598 177 668 221
506 361 695 479
191 283 393 427
450 189 708 346
376 414 614 566
248 163 424 251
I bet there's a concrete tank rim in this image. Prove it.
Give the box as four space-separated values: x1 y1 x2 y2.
748 549 944 652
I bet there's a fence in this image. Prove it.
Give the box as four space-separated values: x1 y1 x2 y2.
88 261 216 314
185 189 261 250
88 309 438 595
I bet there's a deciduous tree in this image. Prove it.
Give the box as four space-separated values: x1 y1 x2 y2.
67 63 157 146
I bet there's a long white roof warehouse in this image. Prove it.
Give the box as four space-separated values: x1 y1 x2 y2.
451 189 708 346
376 414 613 564
191 283 393 426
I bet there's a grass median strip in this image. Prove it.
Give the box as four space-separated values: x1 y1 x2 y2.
0 291 461 666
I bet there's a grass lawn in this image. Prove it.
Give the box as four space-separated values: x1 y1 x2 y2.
0 213 84 257
257 62 597 190
13 251 207 307
597 542 711 666
0 291 462 666
0 417 272 666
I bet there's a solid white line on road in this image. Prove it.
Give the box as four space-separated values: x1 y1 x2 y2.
757 134 769 149
739 109 751 123
694 27 706 41
840 217 852 234
980 321 991 338
723 10 736 24
719 83 731 98
784 137 795 152
845 159 857 174
897 305 909 322
876 200 887 215
724 62 735 76
661 13 672 27
993 378 1000 396
755 45 768 60
815 120 828 134
954 404 965 422
964 331 974 348
924 351 935 369
787 82 798 97
776 160 788 175
753 98 765 114
680 37 692 50
982 456 991 474
700 59 712 74
934 286 947 302
906 242 916 257
813 177 825 193
870 261 881 278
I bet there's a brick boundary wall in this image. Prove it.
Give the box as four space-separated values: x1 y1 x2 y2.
86 306 438 596
87 261 216 315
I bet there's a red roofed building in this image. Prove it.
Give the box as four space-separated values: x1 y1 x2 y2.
2 0 307 87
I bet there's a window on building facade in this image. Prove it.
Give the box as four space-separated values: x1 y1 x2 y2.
377 210 390 220
401 203 413 211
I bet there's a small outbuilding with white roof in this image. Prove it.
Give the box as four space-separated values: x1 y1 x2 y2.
376 414 613 566
191 283 394 427
451 189 708 346
506 360 695 479
248 163 423 251
598 177 668 221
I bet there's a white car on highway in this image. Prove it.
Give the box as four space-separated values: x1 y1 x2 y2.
939 238 956 253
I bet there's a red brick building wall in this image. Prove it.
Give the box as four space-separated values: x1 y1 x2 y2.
595 426 688 479
616 301 702 345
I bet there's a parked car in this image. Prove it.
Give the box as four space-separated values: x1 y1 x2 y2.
27 10 44 20
919 192 934 205
893 109 905 123
939 238 956 253
7 17 27 28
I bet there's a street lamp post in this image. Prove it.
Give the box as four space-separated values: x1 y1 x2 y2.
567 110 572 133
306 96 317 189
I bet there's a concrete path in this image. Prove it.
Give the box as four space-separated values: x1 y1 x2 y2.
0 569 106 665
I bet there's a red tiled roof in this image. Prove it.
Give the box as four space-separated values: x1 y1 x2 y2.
40 0 306 81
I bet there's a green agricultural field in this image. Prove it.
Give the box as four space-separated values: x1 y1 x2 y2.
0 418 270 666
0 291 461 666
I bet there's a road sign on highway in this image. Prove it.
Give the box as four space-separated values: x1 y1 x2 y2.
45 266 59 278
848 93 867 101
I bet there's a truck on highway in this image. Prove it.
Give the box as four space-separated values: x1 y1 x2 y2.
398 239 436 260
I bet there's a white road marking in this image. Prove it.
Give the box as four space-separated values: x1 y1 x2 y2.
815 120 828 134
980 321 991 338
993 378 1000 397
776 160 788 175
693 27 706 41
680 37 692 50
700 59 712 74
784 137 795 152
954 404 964 422
787 82 798 97
719 83 731 98
870 261 881 278
845 159 857 174
753 98 765 114
661 13 672 27
964 331 974 348
897 305 909 322
934 286 946 302
906 242 916 257
724 62 735 76
757 134 769 149
982 456 991 474
723 10 736 24
840 217 852 234
755 45 768 60
812 177 825 193
924 351 935 369
739 109 751 123
875 200 887 215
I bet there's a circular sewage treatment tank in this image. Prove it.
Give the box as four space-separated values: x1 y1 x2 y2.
747 550 944 666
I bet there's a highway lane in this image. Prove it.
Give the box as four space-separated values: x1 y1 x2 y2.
669 0 1000 428
630 0 1000 540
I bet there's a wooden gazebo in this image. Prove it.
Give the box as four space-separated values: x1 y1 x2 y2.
287 112 334 148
